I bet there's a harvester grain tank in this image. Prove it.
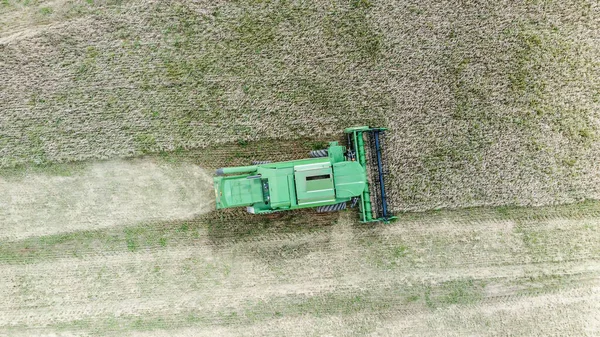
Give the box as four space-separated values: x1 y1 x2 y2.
213 126 395 222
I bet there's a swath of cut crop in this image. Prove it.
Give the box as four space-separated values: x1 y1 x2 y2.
0 159 214 241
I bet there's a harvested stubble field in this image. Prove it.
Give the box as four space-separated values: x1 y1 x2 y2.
1 0 600 336
1 169 600 336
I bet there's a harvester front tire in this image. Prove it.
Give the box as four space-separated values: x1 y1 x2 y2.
251 160 271 165
309 149 328 158
316 202 347 213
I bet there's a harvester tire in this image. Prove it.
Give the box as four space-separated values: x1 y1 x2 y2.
316 202 347 213
309 149 328 158
251 160 271 165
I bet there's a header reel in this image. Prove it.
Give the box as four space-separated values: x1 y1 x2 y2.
345 126 396 223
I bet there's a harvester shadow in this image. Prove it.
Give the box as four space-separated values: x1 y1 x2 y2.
203 208 340 247
0 209 386 265
201 208 396 264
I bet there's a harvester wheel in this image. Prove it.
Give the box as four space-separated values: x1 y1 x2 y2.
309 149 328 158
316 202 347 213
251 160 271 165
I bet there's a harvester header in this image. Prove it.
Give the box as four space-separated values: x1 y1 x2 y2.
213 126 395 222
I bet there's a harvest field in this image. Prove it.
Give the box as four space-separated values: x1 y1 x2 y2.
2 0 600 210
1 0 600 336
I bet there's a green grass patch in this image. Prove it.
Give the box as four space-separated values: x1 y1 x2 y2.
135 133 158 154
307 140 329 150
439 279 484 305
13 278 492 335
324 5 382 61
39 6 52 14
0 161 86 180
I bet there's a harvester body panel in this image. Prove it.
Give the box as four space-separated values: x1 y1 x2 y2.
332 161 366 198
216 177 264 208
294 162 335 205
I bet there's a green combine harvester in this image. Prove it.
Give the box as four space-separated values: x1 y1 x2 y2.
213 126 395 222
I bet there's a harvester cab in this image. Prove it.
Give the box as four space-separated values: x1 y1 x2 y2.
213 126 395 223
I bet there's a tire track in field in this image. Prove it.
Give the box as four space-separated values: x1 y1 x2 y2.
0 159 214 241
126 286 599 337
1 248 598 330
0 211 599 335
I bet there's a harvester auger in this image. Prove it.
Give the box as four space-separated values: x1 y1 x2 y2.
213 126 396 223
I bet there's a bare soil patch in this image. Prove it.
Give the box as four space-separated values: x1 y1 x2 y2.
0 159 213 241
